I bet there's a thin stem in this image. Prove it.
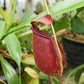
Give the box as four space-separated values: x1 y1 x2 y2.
19 66 21 84
49 76 53 84
0 79 7 84
43 0 63 74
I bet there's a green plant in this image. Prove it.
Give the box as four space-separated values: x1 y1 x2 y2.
0 0 84 84
65 64 84 84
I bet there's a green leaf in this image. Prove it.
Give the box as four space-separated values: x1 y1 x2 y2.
39 72 49 81
53 15 70 32
79 72 84 82
0 20 5 36
65 64 84 84
77 7 84 15
5 33 21 67
18 10 36 53
72 16 84 33
0 55 19 84
52 76 59 84
71 10 77 18
8 0 84 34
74 69 83 83
24 0 84 23
20 10 36 23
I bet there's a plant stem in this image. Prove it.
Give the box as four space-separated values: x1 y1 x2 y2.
0 79 7 84
43 0 63 74
49 76 53 84
19 66 21 84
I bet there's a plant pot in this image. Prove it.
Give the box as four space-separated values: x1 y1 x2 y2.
62 35 84 67
0 64 24 84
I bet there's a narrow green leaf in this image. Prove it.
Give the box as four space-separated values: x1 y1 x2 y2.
8 0 84 34
79 72 84 82
39 72 49 81
74 69 83 83
0 20 5 36
52 76 59 84
5 33 21 67
0 55 19 84
49 0 84 17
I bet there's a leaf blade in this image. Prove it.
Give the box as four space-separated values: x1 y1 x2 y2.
9 0 84 34
0 55 19 84
25 0 84 23
0 20 5 36
5 33 21 67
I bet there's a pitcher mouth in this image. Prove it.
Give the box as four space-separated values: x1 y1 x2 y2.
32 24 52 39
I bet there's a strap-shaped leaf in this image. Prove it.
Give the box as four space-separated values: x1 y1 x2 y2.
0 20 5 36
8 0 84 34
0 55 19 84
49 0 84 17
5 33 21 67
